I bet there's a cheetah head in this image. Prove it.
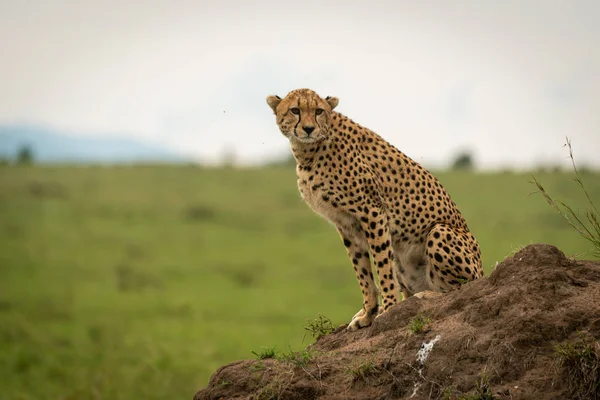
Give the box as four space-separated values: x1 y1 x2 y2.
266 88 339 144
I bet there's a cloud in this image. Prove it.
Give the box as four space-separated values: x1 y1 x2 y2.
0 0 599 168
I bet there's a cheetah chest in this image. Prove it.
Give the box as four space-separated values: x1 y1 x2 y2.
297 176 355 229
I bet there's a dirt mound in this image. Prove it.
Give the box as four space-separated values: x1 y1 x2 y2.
195 244 600 400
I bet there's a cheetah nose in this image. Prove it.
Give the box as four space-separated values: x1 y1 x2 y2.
303 126 315 135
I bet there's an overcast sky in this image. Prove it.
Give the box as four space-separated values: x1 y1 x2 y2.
1 0 599 169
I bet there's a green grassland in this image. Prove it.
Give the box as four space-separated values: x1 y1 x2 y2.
0 165 598 399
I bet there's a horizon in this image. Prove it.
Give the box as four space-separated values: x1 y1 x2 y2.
2 123 597 173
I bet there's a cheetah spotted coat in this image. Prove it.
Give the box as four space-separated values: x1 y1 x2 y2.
267 88 483 331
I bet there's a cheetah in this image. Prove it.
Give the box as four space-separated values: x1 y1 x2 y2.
266 88 483 331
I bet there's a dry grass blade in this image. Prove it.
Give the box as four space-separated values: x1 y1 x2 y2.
530 138 600 258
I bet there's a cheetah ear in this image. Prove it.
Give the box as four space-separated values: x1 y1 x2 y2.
266 95 281 113
325 96 339 110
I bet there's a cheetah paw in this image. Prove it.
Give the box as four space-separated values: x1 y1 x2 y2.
347 306 381 331
351 308 365 320
347 315 373 331
413 290 442 300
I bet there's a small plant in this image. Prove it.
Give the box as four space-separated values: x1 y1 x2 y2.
251 371 293 400
440 385 457 400
531 138 600 258
252 384 278 400
251 346 277 360
303 314 335 342
249 360 266 372
218 378 232 386
447 370 495 400
348 359 379 383
554 335 600 400
472 369 495 400
277 346 315 368
409 313 430 334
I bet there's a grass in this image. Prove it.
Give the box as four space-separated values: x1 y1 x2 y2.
440 370 495 400
252 347 277 360
217 378 232 387
348 359 379 383
531 138 600 258
554 335 600 399
276 346 315 368
409 313 431 334
251 344 316 368
470 369 495 400
0 164 598 399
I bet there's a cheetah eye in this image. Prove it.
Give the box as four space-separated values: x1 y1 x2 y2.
315 108 324 115
290 107 300 115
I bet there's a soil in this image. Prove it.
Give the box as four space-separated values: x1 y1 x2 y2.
195 244 600 400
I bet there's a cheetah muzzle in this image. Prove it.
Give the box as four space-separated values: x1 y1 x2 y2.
267 88 483 331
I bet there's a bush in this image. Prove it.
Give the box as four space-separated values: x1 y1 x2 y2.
451 151 474 170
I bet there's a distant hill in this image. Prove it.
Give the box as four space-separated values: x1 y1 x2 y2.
0 125 188 163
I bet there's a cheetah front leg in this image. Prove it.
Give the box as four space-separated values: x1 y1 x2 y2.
349 211 398 331
337 226 380 331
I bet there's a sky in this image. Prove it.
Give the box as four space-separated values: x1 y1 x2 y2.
1 0 599 169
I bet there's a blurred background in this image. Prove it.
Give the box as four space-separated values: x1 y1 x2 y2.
1 1 599 399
